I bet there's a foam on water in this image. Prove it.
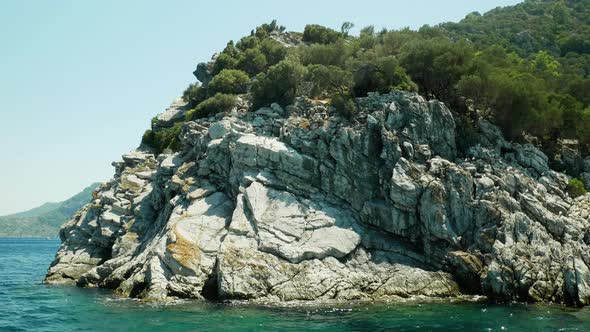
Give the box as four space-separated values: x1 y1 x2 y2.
1 238 590 332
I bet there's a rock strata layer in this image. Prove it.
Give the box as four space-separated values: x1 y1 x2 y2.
46 92 590 305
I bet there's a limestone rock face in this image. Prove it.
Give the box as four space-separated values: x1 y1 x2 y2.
46 91 590 305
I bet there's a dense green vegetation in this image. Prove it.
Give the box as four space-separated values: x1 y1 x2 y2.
143 0 590 192
0 183 100 238
438 0 590 146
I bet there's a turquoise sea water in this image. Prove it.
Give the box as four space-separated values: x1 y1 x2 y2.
2 238 590 331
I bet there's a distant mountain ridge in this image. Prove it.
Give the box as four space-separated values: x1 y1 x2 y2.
0 183 100 238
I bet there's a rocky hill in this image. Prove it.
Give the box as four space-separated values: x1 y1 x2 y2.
46 92 590 305
0 183 100 238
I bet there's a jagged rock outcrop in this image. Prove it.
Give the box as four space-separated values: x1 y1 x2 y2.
46 91 590 305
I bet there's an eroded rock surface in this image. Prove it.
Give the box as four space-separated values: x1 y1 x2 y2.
46 91 590 305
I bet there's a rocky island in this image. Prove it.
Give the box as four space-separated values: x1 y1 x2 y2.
45 1 590 306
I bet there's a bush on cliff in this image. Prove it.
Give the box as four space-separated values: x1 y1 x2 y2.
303 24 342 44
212 53 238 76
567 178 587 198
182 83 207 108
298 41 350 67
252 19 286 39
351 55 418 96
259 38 287 67
251 58 306 109
237 48 268 76
208 69 251 95
399 38 474 100
186 93 237 121
306 64 353 99
141 122 182 155
331 94 356 120
208 23 287 78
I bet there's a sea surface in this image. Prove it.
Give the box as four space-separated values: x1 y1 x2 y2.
1 238 590 331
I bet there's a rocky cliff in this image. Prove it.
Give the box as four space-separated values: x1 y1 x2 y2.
46 91 590 305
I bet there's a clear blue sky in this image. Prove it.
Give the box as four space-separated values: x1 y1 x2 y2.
0 0 522 216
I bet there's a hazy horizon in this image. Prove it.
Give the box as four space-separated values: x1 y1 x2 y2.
0 0 522 216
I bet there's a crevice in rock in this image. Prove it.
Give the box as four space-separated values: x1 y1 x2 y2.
201 258 220 301
572 256 581 306
317 282 340 299
241 194 260 241
267 269 303 295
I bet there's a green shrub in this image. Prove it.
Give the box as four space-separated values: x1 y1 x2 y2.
455 118 479 155
351 55 417 96
237 48 268 76
253 20 286 39
567 178 587 198
298 41 349 67
251 58 306 109
214 35 285 78
576 107 590 146
303 24 342 44
330 94 356 120
236 36 259 51
208 69 250 95
259 38 287 67
306 64 353 98
221 40 240 57
357 26 377 49
141 129 155 147
182 83 207 108
141 123 183 156
567 78 590 108
486 72 547 140
341 22 354 36
212 53 238 76
399 38 474 98
186 93 237 120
